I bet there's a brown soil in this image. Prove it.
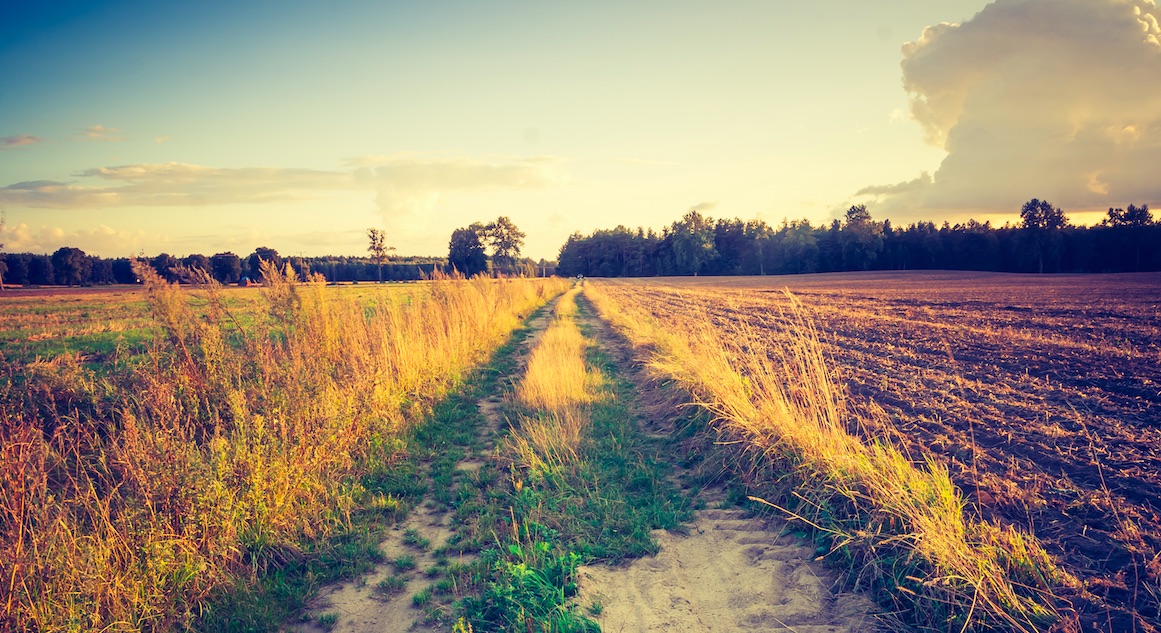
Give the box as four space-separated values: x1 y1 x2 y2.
597 271 1161 632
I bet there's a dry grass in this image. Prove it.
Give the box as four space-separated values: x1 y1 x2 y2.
583 281 1068 632
0 262 567 631
509 287 604 474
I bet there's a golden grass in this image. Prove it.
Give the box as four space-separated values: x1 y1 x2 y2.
0 262 567 631
509 287 603 474
583 282 1068 632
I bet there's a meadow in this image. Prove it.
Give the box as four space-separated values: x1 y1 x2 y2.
591 271 1161 631
0 268 568 631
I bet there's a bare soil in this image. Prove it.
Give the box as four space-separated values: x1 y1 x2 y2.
598 271 1161 632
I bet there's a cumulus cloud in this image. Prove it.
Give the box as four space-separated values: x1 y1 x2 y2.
1 134 43 149
78 125 124 142
0 222 163 255
856 0 1161 222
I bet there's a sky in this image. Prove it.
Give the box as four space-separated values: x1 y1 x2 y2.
2 0 1159 261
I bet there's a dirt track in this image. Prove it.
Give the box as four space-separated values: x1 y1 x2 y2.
292 292 875 632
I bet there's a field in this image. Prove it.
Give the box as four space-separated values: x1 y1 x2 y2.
595 271 1161 631
3 270 1158 632
0 282 429 366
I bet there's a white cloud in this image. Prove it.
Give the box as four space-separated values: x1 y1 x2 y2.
856 0 1161 222
1 134 43 149
78 125 123 142
0 222 163 255
0 163 356 208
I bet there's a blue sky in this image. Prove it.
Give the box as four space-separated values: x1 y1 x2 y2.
2 0 1159 259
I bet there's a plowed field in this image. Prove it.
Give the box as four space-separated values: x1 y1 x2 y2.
596 271 1161 631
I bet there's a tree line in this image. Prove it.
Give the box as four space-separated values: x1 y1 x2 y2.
0 247 454 287
556 201 1159 277
0 216 550 287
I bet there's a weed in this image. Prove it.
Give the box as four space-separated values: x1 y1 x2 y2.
0 263 568 630
402 528 431 551
375 575 408 597
584 281 1066 632
412 587 433 607
317 612 339 630
392 554 417 573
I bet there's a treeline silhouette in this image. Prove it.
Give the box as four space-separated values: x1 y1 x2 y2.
556 201 1159 277
0 247 448 287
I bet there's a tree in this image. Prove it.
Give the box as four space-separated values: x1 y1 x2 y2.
184 253 211 274
151 253 179 282
52 247 91 286
211 252 243 283
248 247 281 282
840 205 884 271
366 228 395 282
484 216 525 274
1105 203 1153 227
0 209 6 290
1103 204 1153 271
448 224 488 277
669 210 717 275
28 255 53 285
1020 198 1069 273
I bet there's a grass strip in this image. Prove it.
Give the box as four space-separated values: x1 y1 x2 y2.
413 287 691 632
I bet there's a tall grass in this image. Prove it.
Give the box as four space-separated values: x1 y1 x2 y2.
584 282 1069 632
509 287 604 474
0 262 567 631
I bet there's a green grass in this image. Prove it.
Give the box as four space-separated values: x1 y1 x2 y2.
412 297 693 632
375 574 408 597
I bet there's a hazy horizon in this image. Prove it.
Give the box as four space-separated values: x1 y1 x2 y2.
3 0 1159 260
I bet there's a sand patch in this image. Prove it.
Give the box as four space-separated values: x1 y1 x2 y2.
290 501 465 633
577 506 875 632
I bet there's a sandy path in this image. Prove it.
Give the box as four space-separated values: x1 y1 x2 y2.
577 502 875 632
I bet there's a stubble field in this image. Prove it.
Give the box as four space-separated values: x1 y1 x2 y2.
597 271 1161 630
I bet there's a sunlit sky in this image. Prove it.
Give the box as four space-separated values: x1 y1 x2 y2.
2 0 1159 260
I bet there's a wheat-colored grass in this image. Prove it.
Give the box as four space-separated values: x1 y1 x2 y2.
508 287 603 474
0 262 567 631
583 282 1068 632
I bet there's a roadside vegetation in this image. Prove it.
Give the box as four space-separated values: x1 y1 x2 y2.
584 281 1070 632
393 287 689 632
0 262 567 631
